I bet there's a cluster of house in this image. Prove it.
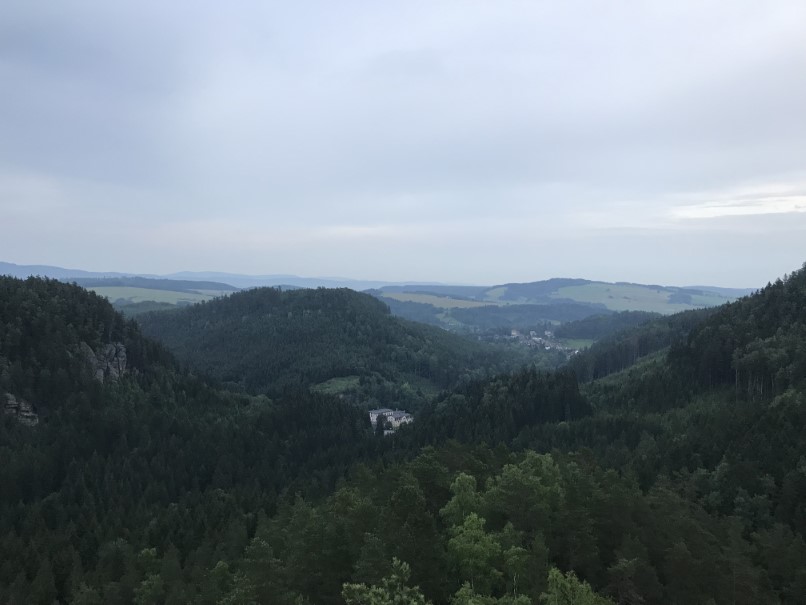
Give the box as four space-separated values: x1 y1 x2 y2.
369 408 414 435
508 329 580 356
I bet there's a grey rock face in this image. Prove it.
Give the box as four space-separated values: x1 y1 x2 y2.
80 341 128 382
3 393 39 426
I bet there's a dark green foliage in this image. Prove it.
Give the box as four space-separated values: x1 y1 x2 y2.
547 265 806 545
671 268 806 396
375 285 490 299
377 297 445 327
495 278 592 302
373 292 614 335
3 265 806 605
555 311 660 341
136 287 529 409
568 307 715 382
410 369 591 445
0 277 381 604
0 276 170 407
222 447 800 604
450 303 610 331
114 301 182 317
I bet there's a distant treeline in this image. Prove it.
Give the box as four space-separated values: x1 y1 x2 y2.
378 297 611 333
68 276 239 292
567 308 715 382
555 311 660 341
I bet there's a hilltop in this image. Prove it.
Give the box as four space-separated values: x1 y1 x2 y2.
135 287 544 409
377 278 753 312
372 278 754 335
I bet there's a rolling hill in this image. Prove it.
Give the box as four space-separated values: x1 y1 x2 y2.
0 261 414 290
0 275 389 605
377 278 753 313
67 276 239 312
135 287 540 409
2 264 806 604
221 263 806 605
371 278 755 336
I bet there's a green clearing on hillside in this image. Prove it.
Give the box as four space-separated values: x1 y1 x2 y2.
90 286 213 305
484 286 507 301
382 292 490 308
192 288 235 297
557 337 595 350
310 375 362 396
550 283 727 313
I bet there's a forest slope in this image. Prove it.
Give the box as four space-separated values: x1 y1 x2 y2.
249 266 806 605
0 277 384 604
3 267 806 605
136 287 538 409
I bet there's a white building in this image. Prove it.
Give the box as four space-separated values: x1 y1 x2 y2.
387 410 414 428
369 408 393 427
369 408 413 430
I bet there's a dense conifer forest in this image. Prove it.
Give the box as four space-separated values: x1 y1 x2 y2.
1 265 806 604
135 288 545 410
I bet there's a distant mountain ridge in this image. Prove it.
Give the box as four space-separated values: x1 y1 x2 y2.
2 261 756 296
378 278 755 304
0 262 429 290
68 276 239 293
1 261 756 324
376 278 756 316
0 261 140 280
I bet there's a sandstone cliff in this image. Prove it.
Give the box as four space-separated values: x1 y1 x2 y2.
80 341 128 382
3 393 38 426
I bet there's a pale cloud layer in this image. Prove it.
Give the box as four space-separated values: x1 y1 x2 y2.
1 1 805 286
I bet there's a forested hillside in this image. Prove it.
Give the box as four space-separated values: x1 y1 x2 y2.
218 268 806 605
554 311 660 342
0 278 384 604
567 307 716 382
372 278 750 332
136 288 538 409
2 266 806 605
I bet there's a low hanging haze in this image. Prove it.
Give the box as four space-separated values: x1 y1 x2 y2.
2 1 805 287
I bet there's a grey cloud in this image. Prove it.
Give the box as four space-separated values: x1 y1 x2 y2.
1 0 804 284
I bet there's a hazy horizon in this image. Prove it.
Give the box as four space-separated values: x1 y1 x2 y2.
2 1 805 287
0 259 768 290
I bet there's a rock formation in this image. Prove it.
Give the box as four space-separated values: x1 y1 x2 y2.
80 341 128 382
3 393 38 426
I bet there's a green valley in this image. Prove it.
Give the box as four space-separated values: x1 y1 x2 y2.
371 278 753 336
1 264 804 605
135 287 554 410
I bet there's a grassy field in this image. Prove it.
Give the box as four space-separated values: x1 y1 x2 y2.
310 375 361 396
192 289 237 297
484 286 507 301
549 283 728 314
382 292 490 309
89 287 214 305
557 338 595 350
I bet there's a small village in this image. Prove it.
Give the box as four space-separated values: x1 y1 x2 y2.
515 329 572 350
491 329 582 357
368 407 414 436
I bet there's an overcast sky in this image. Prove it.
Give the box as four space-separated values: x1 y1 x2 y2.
2 1 805 286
